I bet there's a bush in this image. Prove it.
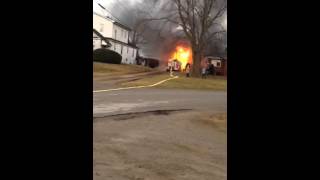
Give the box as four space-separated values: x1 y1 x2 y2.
145 58 159 68
93 48 122 64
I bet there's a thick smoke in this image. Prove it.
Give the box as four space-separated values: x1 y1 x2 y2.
94 0 227 62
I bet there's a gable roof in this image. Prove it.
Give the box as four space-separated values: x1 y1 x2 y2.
93 29 111 47
105 37 138 49
93 12 132 31
113 22 132 31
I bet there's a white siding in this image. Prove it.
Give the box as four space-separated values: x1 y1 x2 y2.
115 44 121 55
112 24 129 44
108 43 137 64
93 14 113 38
107 41 114 51
126 46 137 64
93 13 136 64
103 41 137 64
93 38 101 50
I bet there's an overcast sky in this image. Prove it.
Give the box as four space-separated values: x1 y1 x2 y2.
93 0 226 29
93 0 227 58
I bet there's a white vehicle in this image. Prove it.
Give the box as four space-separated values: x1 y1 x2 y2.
167 59 181 71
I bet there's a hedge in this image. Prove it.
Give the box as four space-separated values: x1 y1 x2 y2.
93 48 122 64
145 58 159 68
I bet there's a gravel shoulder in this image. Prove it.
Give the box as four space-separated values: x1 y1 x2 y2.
94 110 227 180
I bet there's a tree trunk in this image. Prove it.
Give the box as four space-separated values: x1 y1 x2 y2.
191 48 201 77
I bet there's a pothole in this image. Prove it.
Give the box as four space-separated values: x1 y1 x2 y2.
93 109 192 121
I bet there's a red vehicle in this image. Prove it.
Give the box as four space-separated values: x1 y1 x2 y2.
205 56 227 76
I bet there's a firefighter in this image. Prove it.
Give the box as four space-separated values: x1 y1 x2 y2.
169 61 174 77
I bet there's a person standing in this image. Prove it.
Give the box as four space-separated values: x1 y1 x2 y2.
201 58 209 79
185 63 191 77
209 62 215 76
212 63 216 76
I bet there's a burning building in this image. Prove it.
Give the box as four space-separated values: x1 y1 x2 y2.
167 45 192 71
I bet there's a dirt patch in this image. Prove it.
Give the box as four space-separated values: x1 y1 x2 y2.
94 110 227 180
190 112 227 132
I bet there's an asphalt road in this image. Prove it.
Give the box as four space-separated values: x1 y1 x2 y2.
93 79 227 180
93 88 227 117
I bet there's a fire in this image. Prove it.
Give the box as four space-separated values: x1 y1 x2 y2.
170 46 192 71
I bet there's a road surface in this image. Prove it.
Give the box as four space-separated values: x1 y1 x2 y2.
93 88 226 117
93 80 227 180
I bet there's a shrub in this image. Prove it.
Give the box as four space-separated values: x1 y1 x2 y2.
93 48 122 64
145 58 159 68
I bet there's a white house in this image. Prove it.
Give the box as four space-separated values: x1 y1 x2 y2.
93 12 138 64
93 29 111 49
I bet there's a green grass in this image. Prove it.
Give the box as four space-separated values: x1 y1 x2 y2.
121 72 227 91
93 62 153 76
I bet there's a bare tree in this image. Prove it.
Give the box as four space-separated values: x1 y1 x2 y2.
129 10 152 46
124 0 226 73
129 5 180 59
130 22 148 46
174 0 226 76
128 0 163 47
150 0 227 76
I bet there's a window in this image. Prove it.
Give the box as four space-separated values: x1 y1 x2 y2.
127 47 129 53
100 24 104 32
121 45 123 54
217 62 221 67
115 29 117 39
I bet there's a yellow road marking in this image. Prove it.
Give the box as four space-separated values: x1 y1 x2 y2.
93 76 178 93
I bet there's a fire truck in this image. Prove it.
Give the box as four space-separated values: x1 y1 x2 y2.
166 59 181 71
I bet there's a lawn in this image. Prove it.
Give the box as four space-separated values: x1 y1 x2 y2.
121 72 227 91
93 62 153 76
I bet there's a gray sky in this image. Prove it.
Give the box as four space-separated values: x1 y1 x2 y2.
93 0 226 29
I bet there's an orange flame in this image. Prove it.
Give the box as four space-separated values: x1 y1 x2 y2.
170 46 192 71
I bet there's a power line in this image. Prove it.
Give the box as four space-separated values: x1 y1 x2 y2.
94 0 131 28
98 3 121 22
93 0 120 21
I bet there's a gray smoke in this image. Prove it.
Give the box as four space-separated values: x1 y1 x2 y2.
94 0 227 61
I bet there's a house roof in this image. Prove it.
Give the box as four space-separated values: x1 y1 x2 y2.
106 37 138 49
93 29 111 47
113 22 132 31
205 56 225 60
127 41 139 49
93 12 115 22
93 12 132 31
